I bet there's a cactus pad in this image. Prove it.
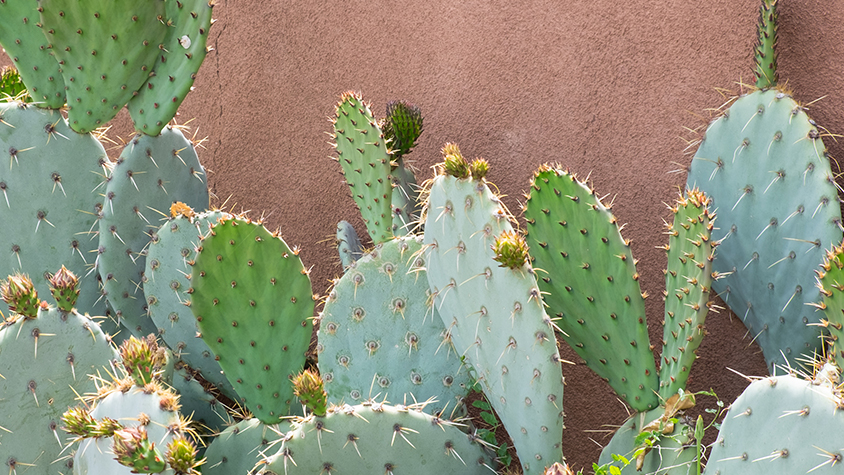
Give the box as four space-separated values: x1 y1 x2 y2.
39 0 169 132
190 216 313 424
524 167 658 412
686 89 840 372
318 236 473 416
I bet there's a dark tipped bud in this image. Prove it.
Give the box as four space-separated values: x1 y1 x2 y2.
1 273 40 318
120 335 168 386
49 265 80 311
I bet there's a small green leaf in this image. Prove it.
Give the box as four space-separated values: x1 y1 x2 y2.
480 411 498 426
472 400 492 411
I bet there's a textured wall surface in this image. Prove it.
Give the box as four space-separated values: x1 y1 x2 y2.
5 0 844 471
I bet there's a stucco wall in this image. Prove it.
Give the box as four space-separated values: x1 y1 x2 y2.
5 0 844 471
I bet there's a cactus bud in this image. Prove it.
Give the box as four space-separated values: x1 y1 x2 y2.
62 406 99 438
492 230 530 269
544 463 576 475
165 434 201 474
170 202 196 219
48 266 80 312
120 335 168 387
442 143 469 179
112 426 167 474
0 273 39 318
469 157 489 180
384 100 423 159
292 368 328 417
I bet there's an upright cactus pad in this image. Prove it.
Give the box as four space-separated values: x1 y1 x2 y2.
258 402 497 475
128 0 215 135
204 418 285 475
318 236 473 416
39 0 169 133
145 208 238 401
659 189 716 400
390 163 421 236
706 369 844 474
423 153 565 474
686 89 841 372
812 243 844 369
190 216 314 424
524 167 658 412
99 127 209 337
0 102 109 321
754 0 778 89
332 92 393 244
0 282 117 475
0 0 65 107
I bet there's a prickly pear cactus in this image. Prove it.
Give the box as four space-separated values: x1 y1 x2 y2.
659 189 716 400
524 167 659 412
258 402 497 475
99 127 209 338
0 273 117 475
423 147 565 474
145 207 239 402
128 0 215 135
332 92 393 244
0 102 110 323
754 0 778 89
0 0 65 107
190 216 313 424
686 88 840 372
204 418 288 475
705 366 844 474
39 0 169 132
814 243 844 368
318 236 473 416
336 219 364 270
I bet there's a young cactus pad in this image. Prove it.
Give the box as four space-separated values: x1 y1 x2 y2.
258 402 497 475
0 0 65 107
145 209 239 402
423 155 565 474
127 0 215 135
332 92 394 244
0 285 117 474
190 216 313 424
318 236 473 416
523 166 658 412
706 368 844 474
686 89 841 373
658 189 716 400
99 127 209 338
38 0 169 133
0 102 109 321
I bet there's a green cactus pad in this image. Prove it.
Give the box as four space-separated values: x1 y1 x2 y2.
598 404 697 475
0 305 117 475
99 127 209 338
204 418 287 475
128 0 214 135
659 189 716 400
686 89 840 372
706 368 844 474
318 236 473 416
0 102 110 323
336 220 364 270
524 167 658 412
39 0 169 133
754 0 778 89
332 92 393 244
0 0 65 107
259 402 497 475
813 243 844 370
145 209 239 402
423 165 565 474
190 216 313 424
390 163 421 236
73 385 184 475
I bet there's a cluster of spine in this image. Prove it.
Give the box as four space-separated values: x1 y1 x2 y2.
0 269 117 474
423 147 565 474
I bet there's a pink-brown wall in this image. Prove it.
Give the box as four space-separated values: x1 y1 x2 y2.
5 0 844 470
